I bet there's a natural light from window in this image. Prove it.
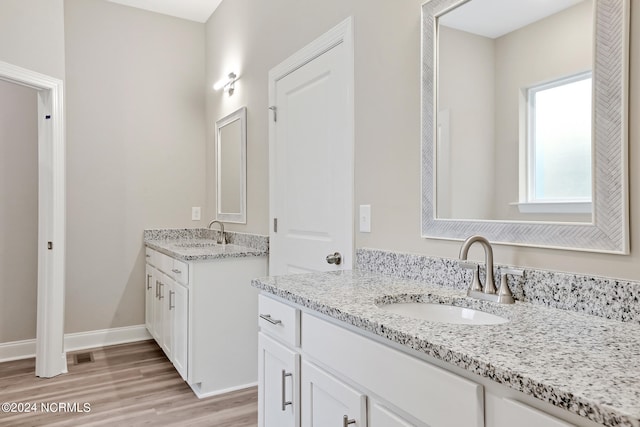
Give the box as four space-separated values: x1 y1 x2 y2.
528 73 592 202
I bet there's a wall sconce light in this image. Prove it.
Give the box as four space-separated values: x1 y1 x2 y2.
214 72 238 96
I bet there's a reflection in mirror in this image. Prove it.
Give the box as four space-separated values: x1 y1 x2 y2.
436 0 593 222
215 107 246 223
421 0 629 253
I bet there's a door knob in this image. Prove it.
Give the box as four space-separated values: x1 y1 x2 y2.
326 252 342 265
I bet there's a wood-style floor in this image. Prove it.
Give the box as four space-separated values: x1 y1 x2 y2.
0 340 257 426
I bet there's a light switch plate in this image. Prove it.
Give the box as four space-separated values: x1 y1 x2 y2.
359 205 371 233
192 207 201 221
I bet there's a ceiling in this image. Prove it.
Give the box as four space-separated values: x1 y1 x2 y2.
439 0 586 39
107 0 223 23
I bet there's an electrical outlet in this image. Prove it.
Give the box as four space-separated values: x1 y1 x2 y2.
192 207 201 221
359 205 371 233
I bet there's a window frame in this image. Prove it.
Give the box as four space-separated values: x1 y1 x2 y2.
519 71 593 213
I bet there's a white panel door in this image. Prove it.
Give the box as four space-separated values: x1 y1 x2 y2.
269 19 353 276
301 360 366 427
258 333 300 427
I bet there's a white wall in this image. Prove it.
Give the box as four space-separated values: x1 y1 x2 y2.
63 0 206 333
0 81 38 343
206 0 640 282
438 26 495 220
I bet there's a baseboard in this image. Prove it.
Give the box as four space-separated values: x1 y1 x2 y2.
190 381 258 399
0 325 152 363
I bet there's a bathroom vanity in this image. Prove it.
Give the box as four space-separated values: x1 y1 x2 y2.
253 257 640 427
144 229 268 397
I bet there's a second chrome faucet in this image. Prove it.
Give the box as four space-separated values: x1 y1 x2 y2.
459 235 521 304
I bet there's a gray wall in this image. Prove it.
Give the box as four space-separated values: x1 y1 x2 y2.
206 0 640 282
1 0 638 341
0 0 65 79
63 0 206 333
0 81 38 343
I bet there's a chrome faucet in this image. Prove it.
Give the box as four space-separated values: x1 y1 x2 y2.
207 220 226 245
459 235 516 304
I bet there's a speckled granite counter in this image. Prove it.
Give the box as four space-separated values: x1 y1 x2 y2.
144 228 268 261
252 270 640 427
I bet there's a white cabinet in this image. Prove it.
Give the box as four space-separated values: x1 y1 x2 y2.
493 398 575 427
369 401 415 427
145 264 156 337
145 263 188 377
146 246 267 397
170 278 188 381
258 333 299 427
258 294 597 427
301 360 366 427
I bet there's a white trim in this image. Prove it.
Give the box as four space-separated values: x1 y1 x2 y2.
215 106 247 224
0 61 67 377
0 325 152 363
189 381 258 399
513 201 592 214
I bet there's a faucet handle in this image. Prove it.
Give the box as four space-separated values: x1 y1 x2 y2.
460 262 483 292
496 268 523 304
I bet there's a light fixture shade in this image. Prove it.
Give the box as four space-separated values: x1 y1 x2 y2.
214 72 238 93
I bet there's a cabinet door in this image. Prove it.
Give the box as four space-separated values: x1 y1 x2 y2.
170 280 189 381
496 398 575 427
145 264 156 337
369 401 416 427
259 333 299 427
155 274 171 357
301 360 366 427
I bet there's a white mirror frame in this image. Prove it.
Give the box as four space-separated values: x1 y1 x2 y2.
421 0 630 254
215 106 247 224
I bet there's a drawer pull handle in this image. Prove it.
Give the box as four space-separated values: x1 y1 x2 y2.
171 268 182 274
169 290 175 310
146 274 152 290
259 314 282 325
158 282 164 299
281 370 292 411
343 415 356 426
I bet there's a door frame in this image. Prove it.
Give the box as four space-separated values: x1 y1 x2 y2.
268 17 355 271
0 60 67 377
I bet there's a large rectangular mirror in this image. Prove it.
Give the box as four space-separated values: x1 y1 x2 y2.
215 107 246 223
421 0 629 253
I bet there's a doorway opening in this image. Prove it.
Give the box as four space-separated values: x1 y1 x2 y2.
0 60 66 377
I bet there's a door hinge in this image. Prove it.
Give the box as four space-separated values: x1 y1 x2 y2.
269 106 277 122
273 218 278 233
47 242 53 250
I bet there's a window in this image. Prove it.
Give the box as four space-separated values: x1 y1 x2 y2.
521 72 592 213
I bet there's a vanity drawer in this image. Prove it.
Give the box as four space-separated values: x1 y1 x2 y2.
145 247 157 266
258 294 300 347
171 259 189 285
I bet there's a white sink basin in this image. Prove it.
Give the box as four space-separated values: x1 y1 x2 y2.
378 302 508 325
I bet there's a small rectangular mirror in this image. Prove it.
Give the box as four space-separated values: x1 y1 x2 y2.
215 107 246 223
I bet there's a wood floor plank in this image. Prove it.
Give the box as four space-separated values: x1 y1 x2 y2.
0 340 258 426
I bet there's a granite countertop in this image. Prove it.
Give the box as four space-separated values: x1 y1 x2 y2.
252 270 640 427
145 238 267 261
